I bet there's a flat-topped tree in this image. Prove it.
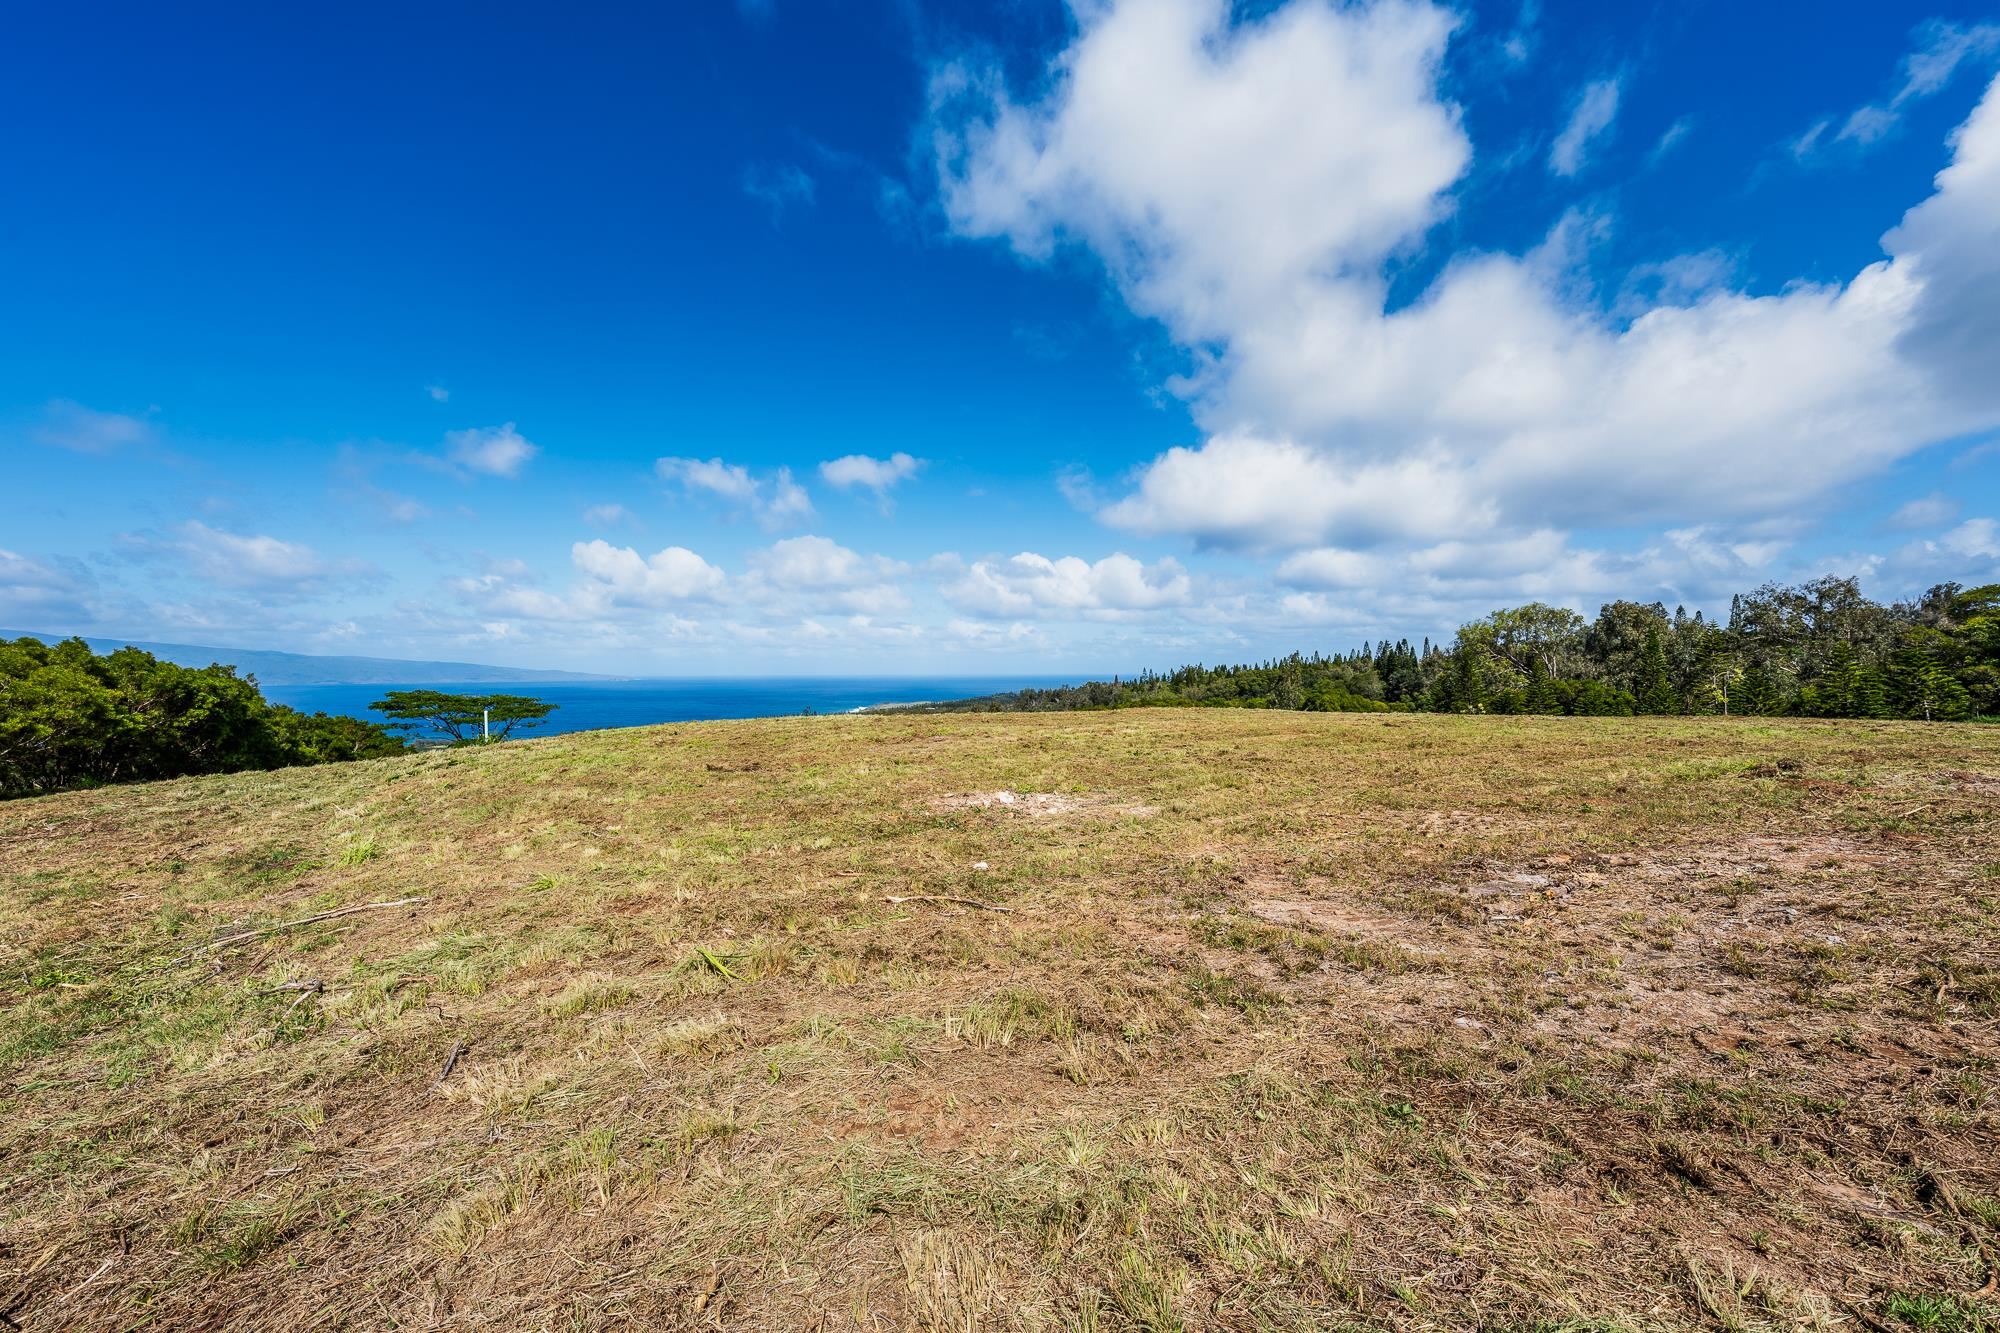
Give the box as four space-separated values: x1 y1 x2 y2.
368 690 556 744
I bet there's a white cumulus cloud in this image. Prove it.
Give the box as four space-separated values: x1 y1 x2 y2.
1942 517 2000 559
446 422 539 477
946 551 1192 617
931 0 2000 560
751 535 904 589
658 456 814 529
571 540 727 606
818 451 924 499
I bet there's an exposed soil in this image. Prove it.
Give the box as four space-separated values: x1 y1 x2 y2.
929 789 1157 817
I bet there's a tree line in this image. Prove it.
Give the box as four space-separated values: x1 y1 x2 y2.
0 636 407 799
929 578 1997 722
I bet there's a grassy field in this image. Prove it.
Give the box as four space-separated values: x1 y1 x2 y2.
2 710 1997 1332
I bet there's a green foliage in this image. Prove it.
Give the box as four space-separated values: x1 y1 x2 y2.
1881 1290 1989 1331
0 637 406 799
1634 627 1678 715
1735 663 1785 717
1888 645 1974 722
368 690 558 743
922 575 1992 726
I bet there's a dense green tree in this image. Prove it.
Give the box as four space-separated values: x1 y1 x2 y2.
1556 680 1637 716
1586 600 1669 694
1373 639 1425 702
1888 647 1973 721
1922 584 2000 714
1816 642 1864 718
1525 657 1561 714
927 576 1994 726
1739 663 1785 717
1462 603 1590 690
1449 644 1488 713
0 637 406 799
1634 627 1678 714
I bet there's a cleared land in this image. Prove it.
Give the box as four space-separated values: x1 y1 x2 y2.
1 710 1997 1332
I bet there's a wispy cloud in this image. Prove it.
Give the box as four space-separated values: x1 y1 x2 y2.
1550 77 1621 176
741 162 815 219
0 549 96 625
127 521 375 596
1796 21 2000 160
33 400 155 454
1885 492 1961 531
1649 117 1693 164
1498 0 1539 68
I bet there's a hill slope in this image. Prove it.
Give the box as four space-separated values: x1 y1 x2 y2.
1 630 618 685
2 711 1997 1329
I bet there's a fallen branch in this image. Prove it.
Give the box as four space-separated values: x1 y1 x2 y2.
883 894 1014 914
176 897 430 961
283 981 325 1019
433 1039 465 1090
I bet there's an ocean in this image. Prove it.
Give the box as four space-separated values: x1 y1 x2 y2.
261 676 1082 738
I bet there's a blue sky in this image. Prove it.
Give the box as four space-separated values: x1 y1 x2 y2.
6 0 1999 675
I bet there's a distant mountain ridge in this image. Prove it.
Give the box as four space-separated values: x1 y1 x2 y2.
3 631 620 686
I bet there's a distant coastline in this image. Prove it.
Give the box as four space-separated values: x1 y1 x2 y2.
3 631 618 687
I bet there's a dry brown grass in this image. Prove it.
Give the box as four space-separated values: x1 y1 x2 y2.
1 709 1997 1331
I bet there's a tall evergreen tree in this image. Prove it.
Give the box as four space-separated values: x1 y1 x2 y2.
1526 656 1560 714
1888 647 1973 721
1819 642 1863 718
1856 667 1890 719
1737 662 1781 717
1635 627 1678 714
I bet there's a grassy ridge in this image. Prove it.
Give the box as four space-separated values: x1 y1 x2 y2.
2 711 1997 1330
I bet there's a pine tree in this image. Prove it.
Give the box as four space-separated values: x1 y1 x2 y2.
1636 626 1678 714
1889 647 1974 721
1526 657 1559 714
1738 662 1780 716
1820 642 1862 718
1450 646 1486 713
1856 667 1889 719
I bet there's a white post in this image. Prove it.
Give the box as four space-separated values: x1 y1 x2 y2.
483 707 490 742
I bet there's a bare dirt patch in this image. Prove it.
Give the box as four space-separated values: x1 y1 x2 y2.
1244 897 1443 950
1940 767 2000 795
928 789 1156 817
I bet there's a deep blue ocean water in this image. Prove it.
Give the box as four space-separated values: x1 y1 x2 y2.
262 676 1083 738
